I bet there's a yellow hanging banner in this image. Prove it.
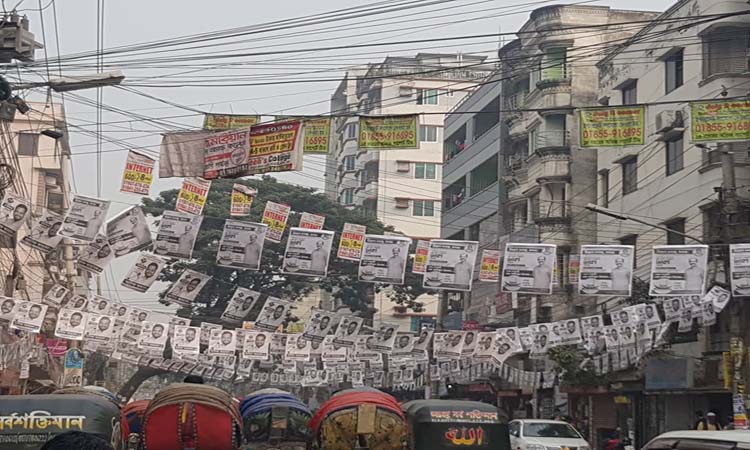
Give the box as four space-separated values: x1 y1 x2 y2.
691 100 750 143
579 106 645 147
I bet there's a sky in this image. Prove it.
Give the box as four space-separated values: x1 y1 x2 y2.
11 0 676 312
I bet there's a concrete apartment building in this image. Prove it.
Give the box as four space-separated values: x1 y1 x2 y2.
589 0 750 443
498 5 657 327
326 54 494 330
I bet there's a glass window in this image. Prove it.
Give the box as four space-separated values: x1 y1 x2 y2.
704 28 750 77
666 135 684 176
417 89 439 105
413 200 435 216
542 47 567 81
473 96 501 139
18 132 39 156
665 49 684 93
419 125 438 142
599 170 610 207
469 154 498 195
346 122 358 140
343 155 356 171
622 156 638 195
468 223 480 241
621 80 638 105
666 218 686 245
341 189 354 205
415 163 436 180
529 127 539 153
522 423 581 439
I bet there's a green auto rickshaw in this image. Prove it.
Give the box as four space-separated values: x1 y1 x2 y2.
402 400 510 450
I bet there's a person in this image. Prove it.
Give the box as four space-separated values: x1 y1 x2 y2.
40 431 114 450
532 255 551 290
97 317 111 332
27 304 43 320
565 320 577 336
506 328 517 342
697 412 722 430
184 327 197 343
254 333 267 348
177 223 196 256
310 239 328 273
183 375 204 384
317 315 331 333
693 411 706 430
478 334 493 351
416 330 431 345
141 262 159 281
685 257 704 291
454 252 472 287
344 319 359 336
464 331 475 346
69 312 84 328
243 232 261 268
386 246 405 280
220 331 233 347
2 203 28 227
150 324 164 340
84 209 103 238
618 310 630 325
185 277 202 294
611 257 631 292
396 335 411 349
381 327 395 343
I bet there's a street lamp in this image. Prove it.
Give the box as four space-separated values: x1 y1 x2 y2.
584 203 704 244
11 71 125 92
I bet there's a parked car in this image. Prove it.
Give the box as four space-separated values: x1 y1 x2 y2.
509 419 591 450
642 430 750 450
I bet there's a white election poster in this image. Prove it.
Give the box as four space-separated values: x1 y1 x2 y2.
221 287 261 324
172 325 200 355
332 315 364 348
83 313 117 344
423 240 479 291
299 212 325 230
122 253 165 293
285 334 311 361
164 269 210 306
254 298 291 332
730 243 750 297
0 192 30 237
282 228 334 277
208 329 238 357
649 245 709 296
106 206 153 257
10 301 47 333
302 308 338 343
578 245 634 296
139 321 169 353
501 243 556 295
216 220 267 271
337 223 366 261
20 212 63 253
87 295 113 315
372 322 400 352
359 235 412 284
77 234 114 275
54 309 88 340
243 331 271 360
58 195 110 242
121 150 155 195
43 284 69 308
153 210 203 260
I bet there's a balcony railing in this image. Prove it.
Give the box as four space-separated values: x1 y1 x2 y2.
443 187 466 210
532 130 570 151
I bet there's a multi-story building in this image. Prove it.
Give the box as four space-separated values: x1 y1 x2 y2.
499 5 658 326
592 0 750 444
326 54 494 329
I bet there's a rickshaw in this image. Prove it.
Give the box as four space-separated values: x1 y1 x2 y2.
121 400 149 450
402 400 510 450
0 393 121 450
310 387 407 450
239 388 311 450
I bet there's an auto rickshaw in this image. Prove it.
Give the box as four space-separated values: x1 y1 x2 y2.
0 393 121 450
310 387 407 450
402 400 511 450
239 388 311 450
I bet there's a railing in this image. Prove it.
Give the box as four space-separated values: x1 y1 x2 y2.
533 130 570 150
443 187 466 210
538 200 570 220
504 91 527 111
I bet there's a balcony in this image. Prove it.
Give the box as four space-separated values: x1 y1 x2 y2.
536 199 572 242
533 130 570 153
537 78 572 113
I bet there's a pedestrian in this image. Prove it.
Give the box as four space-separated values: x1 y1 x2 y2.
726 415 735 430
41 431 113 450
693 410 706 430
697 412 723 430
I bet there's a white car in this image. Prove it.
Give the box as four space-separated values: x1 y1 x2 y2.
509 419 591 450
642 430 750 449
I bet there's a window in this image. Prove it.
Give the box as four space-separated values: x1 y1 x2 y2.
340 189 354 205
619 234 638 268
666 135 684 176
529 127 539 153
529 193 540 221
413 200 435 216
666 218 686 245
704 27 750 77
416 89 439 105
345 122 358 140
419 125 438 142
468 223 480 241
473 96 501 139
599 170 610 207
530 62 541 89
18 132 39 156
469 154 498 195
343 155 356 171
621 80 638 105
622 156 638 195
665 49 684 93
542 47 568 81
415 162 436 179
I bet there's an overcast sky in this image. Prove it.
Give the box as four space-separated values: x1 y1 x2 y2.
12 0 675 311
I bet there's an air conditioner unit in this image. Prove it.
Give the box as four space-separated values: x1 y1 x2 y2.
399 86 413 97
656 110 684 133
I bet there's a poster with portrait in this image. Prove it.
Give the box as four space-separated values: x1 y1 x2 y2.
371 322 399 353
221 287 261 324
106 206 152 257
216 220 267 271
10 301 47 333
354 335 380 361
21 211 64 253
122 253 165 293
322 335 348 362
55 309 88 340
610 306 637 327
153 210 203 260
461 330 477 355
200 322 222 345
473 332 496 361
85 295 112 316
139 321 169 353
77 234 114 275
169 316 190 336
0 192 30 237
649 245 709 296
581 315 603 335
579 245 634 296
172 325 201 355
42 284 69 308
282 228 334 277
432 333 448 359
558 319 583 345
493 333 519 365
705 285 732 314
337 223 366 261
299 212 325 230
64 294 88 311
83 313 117 344
619 324 637 348
501 243 557 294
359 235 412 284
301 308 338 342
285 334 311 361
254 297 291 332
635 303 662 327
412 239 429 274
332 315 363 348
730 243 750 296
412 328 433 357
529 330 551 359
164 270 210 306
423 240 479 291
243 331 271 360
261 201 291 243
392 333 414 356
208 329 237 357
58 195 110 242
442 331 464 358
